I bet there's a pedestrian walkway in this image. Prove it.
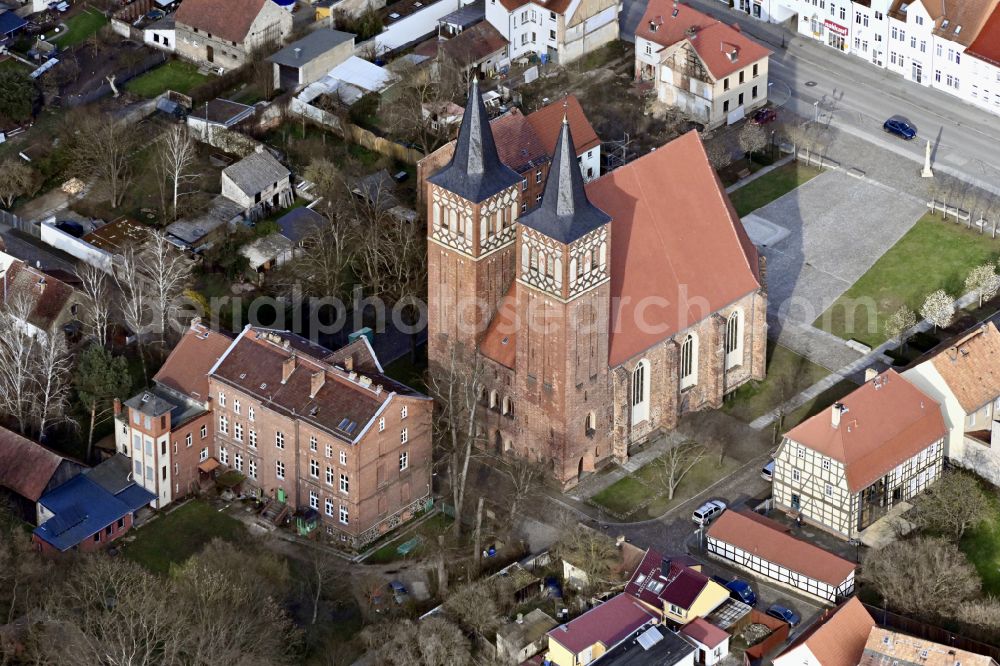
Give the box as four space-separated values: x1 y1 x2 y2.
750 290 980 430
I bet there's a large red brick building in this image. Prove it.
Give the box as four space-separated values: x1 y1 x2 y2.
206 327 433 546
425 81 767 487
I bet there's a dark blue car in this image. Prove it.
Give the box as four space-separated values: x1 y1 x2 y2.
712 576 757 606
766 604 801 627
883 118 917 140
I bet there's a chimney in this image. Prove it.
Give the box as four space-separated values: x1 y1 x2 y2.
294 47 302 59
831 402 847 428
516 613 524 624
113 398 122 416
344 354 354 372
310 371 325 398
865 367 878 382
661 557 671 577
282 354 296 384
616 535 626 548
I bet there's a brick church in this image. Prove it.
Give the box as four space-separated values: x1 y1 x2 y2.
424 81 768 487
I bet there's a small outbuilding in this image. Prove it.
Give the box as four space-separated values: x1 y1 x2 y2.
267 28 355 92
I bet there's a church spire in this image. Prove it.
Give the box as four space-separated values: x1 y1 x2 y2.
427 77 521 203
520 114 610 244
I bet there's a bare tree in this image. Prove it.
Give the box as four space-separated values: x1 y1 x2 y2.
0 514 52 625
114 246 152 380
427 347 486 536
654 441 707 500
885 304 917 348
443 581 501 638
32 330 72 440
921 289 955 331
738 122 768 163
912 471 990 542
551 522 623 595
0 159 38 209
304 548 341 626
156 125 199 221
704 136 734 171
379 57 465 153
361 617 472 666
0 294 38 433
862 536 980 617
964 263 1000 307
72 116 138 209
499 458 544 522
957 598 1000 633
75 263 112 348
144 230 194 347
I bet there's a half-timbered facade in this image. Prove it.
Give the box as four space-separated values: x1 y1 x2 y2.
706 510 856 603
774 370 946 539
426 80 767 487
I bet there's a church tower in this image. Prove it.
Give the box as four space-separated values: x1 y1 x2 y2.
426 79 522 364
515 116 614 487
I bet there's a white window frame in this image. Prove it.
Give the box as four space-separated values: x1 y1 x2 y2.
631 359 650 425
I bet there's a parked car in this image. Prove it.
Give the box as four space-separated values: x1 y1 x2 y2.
761 460 774 482
766 604 801 626
751 108 778 125
692 500 727 526
388 580 408 605
712 576 758 605
883 118 917 140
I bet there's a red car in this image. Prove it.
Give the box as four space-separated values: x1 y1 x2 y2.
751 108 778 125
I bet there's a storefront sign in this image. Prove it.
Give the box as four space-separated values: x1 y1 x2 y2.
824 19 848 35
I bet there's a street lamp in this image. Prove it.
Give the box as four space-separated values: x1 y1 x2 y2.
813 101 819 122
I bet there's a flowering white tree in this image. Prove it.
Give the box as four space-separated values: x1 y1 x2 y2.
885 305 917 346
964 263 1000 307
921 290 955 331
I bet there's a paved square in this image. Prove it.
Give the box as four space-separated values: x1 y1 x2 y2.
752 170 927 327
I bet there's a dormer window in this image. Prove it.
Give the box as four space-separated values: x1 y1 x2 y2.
650 20 658 31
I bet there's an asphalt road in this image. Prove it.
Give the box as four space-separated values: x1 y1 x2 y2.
621 0 1000 194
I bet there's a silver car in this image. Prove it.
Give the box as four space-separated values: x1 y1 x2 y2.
692 500 727 526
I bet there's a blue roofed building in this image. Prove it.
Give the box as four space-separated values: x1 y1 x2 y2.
0 11 27 44
32 455 155 554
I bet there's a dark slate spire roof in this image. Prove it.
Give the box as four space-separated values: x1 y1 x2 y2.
427 78 521 203
520 116 610 244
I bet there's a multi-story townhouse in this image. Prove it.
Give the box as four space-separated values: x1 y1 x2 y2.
635 0 772 127
115 321 229 508
964 5 1000 112
850 0 891 67
746 0 1000 115
773 369 946 540
484 0 621 64
207 327 433 546
904 322 1000 486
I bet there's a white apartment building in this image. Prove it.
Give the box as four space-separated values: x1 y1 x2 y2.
741 0 1000 115
485 0 621 64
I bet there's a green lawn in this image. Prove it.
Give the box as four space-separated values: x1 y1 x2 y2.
961 492 1000 597
51 10 108 48
590 454 739 520
814 214 1000 348
0 58 30 75
723 342 831 422
363 512 451 564
728 161 823 217
125 60 209 98
125 500 247 574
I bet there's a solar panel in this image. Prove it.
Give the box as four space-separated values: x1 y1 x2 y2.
637 626 664 651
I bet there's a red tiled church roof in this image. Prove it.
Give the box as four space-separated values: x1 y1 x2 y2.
586 130 761 367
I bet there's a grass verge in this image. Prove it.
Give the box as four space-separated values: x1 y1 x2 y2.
814 214 1000 348
728 161 822 217
723 342 831 422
